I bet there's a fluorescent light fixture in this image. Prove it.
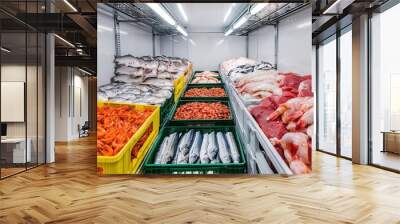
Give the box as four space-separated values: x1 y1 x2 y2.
224 3 236 23
250 3 268 15
224 28 233 36
1 47 11 53
78 67 92 76
189 39 196 46
177 3 188 22
63 0 78 12
216 39 224 46
98 25 113 32
233 16 248 29
322 0 353 14
54 34 75 48
176 25 188 36
147 3 176 26
296 21 311 29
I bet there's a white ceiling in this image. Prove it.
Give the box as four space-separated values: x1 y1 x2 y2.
165 3 249 33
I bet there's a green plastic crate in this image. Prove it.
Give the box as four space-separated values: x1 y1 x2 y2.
160 95 174 126
168 99 234 126
143 125 246 174
181 84 229 101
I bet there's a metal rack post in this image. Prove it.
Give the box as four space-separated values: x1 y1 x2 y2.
114 10 121 57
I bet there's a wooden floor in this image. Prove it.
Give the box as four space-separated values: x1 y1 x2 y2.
372 150 400 171
0 136 400 223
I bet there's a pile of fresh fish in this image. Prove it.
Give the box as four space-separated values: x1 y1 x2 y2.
98 55 191 106
153 130 241 165
219 57 257 76
191 76 220 84
98 82 173 105
113 55 190 82
194 71 219 78
227 61 274 82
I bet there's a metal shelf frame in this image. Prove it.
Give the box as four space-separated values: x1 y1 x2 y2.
227 2 310 36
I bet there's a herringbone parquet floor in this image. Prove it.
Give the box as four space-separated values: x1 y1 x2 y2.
0 136 400 224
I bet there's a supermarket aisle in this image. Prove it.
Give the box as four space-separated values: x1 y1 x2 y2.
1 137 400 223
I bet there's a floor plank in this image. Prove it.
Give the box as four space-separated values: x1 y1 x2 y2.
0 136 400 224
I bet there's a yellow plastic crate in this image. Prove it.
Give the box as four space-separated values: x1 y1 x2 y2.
174 81 186 102
97 101 160 174
130 125 158 174
184 64 193 83
173 72 186 102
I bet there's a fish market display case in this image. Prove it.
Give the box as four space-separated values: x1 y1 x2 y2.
97 101 160 174
98 2 312 175
143 126 246 174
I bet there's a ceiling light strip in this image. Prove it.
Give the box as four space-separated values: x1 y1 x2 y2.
63 0 78 12
146 3 176 26
250 3 268 15
54 34 75 48
1 47 11 53
78 67 92 76
177 3 188 22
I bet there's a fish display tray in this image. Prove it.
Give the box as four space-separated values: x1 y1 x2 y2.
143 126 246 174
97 101 160 174
168 99 234 126
193 70 220 77
189 71 222 86
181 84 229 101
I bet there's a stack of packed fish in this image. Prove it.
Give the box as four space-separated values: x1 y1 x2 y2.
113 55 190 84
154 130 240 164
98 82 173 105
98 55 190 106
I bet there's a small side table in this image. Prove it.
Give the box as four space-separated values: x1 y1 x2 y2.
381 131 400 154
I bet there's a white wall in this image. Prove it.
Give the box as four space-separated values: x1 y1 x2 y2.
55 67 89 141
55 67 69 141
97 4 154 86
246 6 311 74
248 25 276 64
277 6 312 74
160 33 247 71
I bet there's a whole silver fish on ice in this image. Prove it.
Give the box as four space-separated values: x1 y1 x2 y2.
225 132 240 163
155 136 170 164
188 131 203 164
199 133 210 164
207 132 218 161
178 129 194 155
216 132 232 163
160 133 179 164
